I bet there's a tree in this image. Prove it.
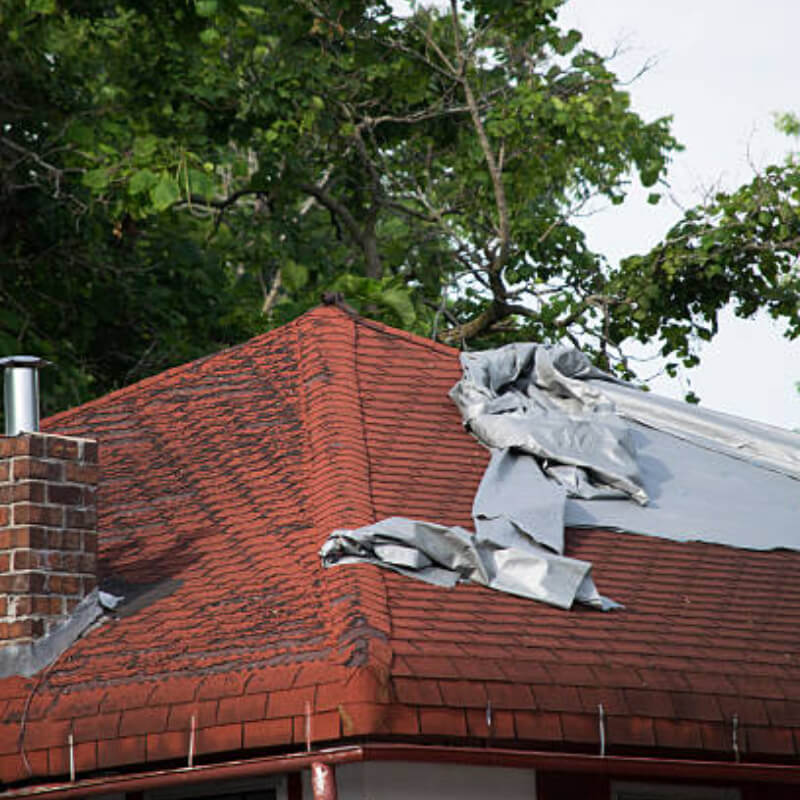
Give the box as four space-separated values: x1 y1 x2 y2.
1 0 797 415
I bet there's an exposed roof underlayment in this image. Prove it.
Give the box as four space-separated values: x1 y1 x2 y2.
322 342 800 610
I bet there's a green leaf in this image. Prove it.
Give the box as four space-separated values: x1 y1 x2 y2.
281 260 309 291
199 27 220 45
647 192 661 205
128 169 158 195
188 168 216 200
195 0 218 17
82 168 110 191
26 0 56 14
150 175 181 211
379 287 416 327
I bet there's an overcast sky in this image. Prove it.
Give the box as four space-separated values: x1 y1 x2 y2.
557 0 800 430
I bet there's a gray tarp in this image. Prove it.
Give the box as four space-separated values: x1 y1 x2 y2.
321 341 800 610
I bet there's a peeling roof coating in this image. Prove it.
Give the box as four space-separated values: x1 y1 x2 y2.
1 306 799 784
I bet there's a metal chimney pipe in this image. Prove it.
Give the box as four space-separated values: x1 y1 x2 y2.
0 356 51 436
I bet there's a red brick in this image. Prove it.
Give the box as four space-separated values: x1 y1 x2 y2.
81 440 98 463
217 693 267 724
12 458 61 481
9 481 46 503
119 706 169 736
65 507 95 530
82 531 98 554
61 530 81 550
3 527 45 549
64 463 98 484
14 503 62 527
244 717 293 749
419 707 467 737
45 437 79 460
97 735 146 768
13 436 45 457
47 484 83 505
196 723 241 754
0 462 7 481
6 618 44 638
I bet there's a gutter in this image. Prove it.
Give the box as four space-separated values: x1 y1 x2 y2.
4 742 800 799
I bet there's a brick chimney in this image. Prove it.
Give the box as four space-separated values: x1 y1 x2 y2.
0 433 98 647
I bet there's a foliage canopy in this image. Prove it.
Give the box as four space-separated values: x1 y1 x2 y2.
1 0 798 414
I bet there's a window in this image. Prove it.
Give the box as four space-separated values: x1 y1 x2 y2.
144 775 285 800
612 782 740 800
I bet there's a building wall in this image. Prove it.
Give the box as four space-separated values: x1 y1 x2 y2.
301 761 537 800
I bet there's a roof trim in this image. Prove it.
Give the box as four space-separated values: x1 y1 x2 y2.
5 742 800 798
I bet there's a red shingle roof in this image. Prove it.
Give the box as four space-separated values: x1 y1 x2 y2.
1 305 799 783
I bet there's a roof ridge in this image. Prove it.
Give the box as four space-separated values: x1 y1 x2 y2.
348 309 459 359
291 309 393 669
43 312 316 429
43 306 457 431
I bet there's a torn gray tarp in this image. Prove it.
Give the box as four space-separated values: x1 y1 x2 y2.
320 516 616 610
321 340 800 611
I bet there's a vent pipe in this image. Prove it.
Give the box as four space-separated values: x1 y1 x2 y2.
0 356 51 436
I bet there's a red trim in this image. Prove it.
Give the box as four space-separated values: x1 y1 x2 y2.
4 743 800 799
0 748 362 799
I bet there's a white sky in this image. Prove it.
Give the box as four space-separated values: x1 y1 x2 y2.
557 0 800 430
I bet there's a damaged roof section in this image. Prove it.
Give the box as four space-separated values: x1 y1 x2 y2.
1 306 799 784
323 339 800 610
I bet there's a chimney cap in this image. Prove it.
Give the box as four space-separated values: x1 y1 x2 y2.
0 356 52 369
